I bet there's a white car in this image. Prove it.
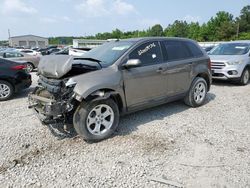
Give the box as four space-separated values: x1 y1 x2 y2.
69 48 90 56
209 41 250 85
18 49 42 57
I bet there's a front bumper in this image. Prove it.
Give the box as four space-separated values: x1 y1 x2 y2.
211 63 245 80
28 93 72 124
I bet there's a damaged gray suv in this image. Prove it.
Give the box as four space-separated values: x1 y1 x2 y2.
29 37 212 141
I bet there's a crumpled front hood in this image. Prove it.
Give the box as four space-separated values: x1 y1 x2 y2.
38 55 74 78
38 55 73 78
209 55 246 62
38 55 101 79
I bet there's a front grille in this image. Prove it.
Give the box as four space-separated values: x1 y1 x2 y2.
211 62 226 69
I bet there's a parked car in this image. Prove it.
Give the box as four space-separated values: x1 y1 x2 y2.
29 37 212 141
48 48 61 54
69 48 91 56
0 51 40 72
18 49 42 57
209 41 250 85
38 46 58 55
51 47 69 55
0 58 31 101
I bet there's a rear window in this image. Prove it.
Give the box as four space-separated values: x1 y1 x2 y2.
162 40 192 61
185 41 203 57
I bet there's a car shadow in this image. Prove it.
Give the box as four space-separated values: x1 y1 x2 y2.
115 92 216 137
43 92 216 141
212 79 250 87
13 87 35 100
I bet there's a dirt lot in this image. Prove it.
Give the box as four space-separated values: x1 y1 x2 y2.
0 73 250 188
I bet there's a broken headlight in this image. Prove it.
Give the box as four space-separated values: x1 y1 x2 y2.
65 78 77 87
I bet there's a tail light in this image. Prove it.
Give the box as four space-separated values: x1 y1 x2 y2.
11 64 27 70
208 59 211 70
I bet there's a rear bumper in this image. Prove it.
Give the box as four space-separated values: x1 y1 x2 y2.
14 73 32 92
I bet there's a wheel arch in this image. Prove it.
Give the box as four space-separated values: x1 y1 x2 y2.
245 64 250 71
0 78 15 90
84 88 124 113
194 72 211 91
27 62 35 68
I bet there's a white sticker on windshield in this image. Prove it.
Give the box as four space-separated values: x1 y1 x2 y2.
112 46 130 51
235 46 246 49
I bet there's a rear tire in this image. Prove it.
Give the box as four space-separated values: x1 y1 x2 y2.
184 77 208 107
26 63 34 73
0 80 14 101
73 98 119 142
239 68 249 85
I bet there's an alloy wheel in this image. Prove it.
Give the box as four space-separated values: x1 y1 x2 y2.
86 104 115 136
194 82 206 104
0 83 11 99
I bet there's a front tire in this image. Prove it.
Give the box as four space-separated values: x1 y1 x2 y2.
0 80 14 101
239 68 249 85
184 77 208 107
73 98 119 142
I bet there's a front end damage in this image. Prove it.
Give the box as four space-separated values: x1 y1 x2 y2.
28 55 101 127
28 75 77 125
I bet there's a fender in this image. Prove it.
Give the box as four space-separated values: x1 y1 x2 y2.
72 66 124 101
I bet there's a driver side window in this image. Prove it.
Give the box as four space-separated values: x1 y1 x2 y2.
129 41 162 66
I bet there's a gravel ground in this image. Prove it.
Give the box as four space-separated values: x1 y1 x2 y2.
0 72 250 188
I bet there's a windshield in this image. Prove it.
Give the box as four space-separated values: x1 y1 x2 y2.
82 41 134 67
209 43 250 55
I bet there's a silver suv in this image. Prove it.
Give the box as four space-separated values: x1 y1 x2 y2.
29 37 212 141
209 41 250 85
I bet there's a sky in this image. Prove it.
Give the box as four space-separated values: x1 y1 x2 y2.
0 0 249 40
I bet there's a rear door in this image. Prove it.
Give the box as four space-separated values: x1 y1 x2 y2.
122 41 168 109
160 40 193 96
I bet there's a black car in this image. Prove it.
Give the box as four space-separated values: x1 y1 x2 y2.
0 58 32 101
48 48 61 54
51 48 69 55
38 46 58 55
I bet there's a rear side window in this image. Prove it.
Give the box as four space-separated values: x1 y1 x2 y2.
162 40 192 61
5 52 24 58
185 41 203 57
129 41 162 66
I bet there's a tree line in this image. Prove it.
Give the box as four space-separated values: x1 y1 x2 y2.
49 5 250 45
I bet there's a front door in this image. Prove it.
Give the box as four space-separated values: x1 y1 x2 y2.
122 41 168 109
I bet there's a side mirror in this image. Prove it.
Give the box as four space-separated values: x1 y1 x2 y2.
123 59 142 69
